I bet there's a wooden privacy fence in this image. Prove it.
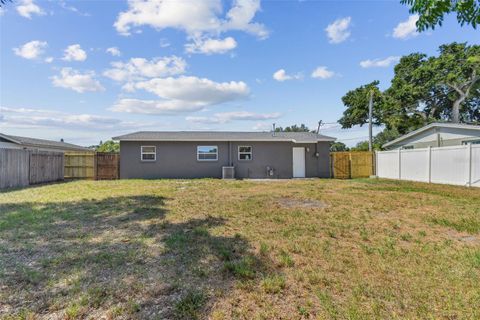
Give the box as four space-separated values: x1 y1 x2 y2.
0 149 64 189
64 152 95 179
96 152 120 180
331 151 375 179
64 152 119 180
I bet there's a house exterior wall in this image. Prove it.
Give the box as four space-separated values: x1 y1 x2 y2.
386 127 480 149
119 140 331 179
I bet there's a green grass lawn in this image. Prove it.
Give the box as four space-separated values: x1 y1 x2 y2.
0 179 479 319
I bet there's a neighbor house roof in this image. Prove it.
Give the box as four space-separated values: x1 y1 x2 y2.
0 133 93 152
382 123 480 148
113 131 336 143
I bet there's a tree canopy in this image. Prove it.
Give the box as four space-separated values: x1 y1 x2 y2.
338 42 480 147
401 0 480 31
96 140 120 153
330 142 349 152
275 124 312 132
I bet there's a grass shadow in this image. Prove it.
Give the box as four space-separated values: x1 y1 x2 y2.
0 194 271 319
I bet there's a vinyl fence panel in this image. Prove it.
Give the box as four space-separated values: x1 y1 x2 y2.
376 150 399 180
376 144 480 187
430 146 469 186
400 149 430 183
472 145 480 187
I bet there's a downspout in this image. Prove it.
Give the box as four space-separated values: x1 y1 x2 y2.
228 141 232 166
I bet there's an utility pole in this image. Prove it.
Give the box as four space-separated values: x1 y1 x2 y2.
316 120 323 134
368 90 374 152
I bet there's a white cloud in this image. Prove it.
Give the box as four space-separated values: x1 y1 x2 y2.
45 57 54 63
114 0 268 39
0 107 138 131
311 66 335 79
325 17 351 44
110 99 207 114
393 15 419 39
13 40 47 60
186 111 281 124
106 47 121 56
185 37 237 55
62 44 87 61
133 76 249 103
16 0 45 19
58 0 90 17
103 56 186 82
159 38 171 48
360 56 400 68
252 122 272 131
51 68 104 93
272 69 302 82
111 76 250 114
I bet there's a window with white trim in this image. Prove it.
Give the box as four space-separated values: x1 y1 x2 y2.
197 146 218 161
141 146 156 161
238 146 252 160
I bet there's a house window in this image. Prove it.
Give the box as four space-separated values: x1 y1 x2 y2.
462 140 480 145
141 146 156 161
197 146 218 161
238 146 252 160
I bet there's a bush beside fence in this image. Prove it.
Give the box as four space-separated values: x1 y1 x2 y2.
0 149 64 189
376 144 479 187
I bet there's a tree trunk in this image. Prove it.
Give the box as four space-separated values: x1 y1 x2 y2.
452 93 467 123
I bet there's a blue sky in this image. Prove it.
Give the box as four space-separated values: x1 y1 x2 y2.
0 0 477 146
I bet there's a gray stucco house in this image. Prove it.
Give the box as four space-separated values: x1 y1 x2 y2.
383 123 480 150
112 131 336 179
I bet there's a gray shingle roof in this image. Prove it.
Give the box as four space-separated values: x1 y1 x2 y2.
112 131 336 143
0 133 93 152
382 122 480 148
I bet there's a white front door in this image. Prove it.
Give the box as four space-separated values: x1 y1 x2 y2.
292 147 306 178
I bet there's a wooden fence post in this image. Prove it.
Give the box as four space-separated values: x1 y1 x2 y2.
348 152 352 179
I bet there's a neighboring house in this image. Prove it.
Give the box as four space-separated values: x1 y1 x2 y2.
383 123 480 150
112 131 336 179
0 133 93 153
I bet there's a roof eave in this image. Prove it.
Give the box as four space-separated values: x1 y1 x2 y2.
114 138 336 143
0 133 22 144
382 122 480 148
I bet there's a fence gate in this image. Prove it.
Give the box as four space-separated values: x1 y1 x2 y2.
64 152 95 179
96 152 120 180
331 152 374 179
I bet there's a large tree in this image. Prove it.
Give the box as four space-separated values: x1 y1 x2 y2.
338 43 480 146
427 43 480 122
401 0 480 31
338 81 384 129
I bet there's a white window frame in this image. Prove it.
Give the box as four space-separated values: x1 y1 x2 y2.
238 145 253 161
197 145 218 161
141 146 156 161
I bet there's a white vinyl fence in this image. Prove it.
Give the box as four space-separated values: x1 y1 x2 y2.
376 144 479 187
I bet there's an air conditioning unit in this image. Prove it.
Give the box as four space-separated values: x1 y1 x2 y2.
222 166 235 179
